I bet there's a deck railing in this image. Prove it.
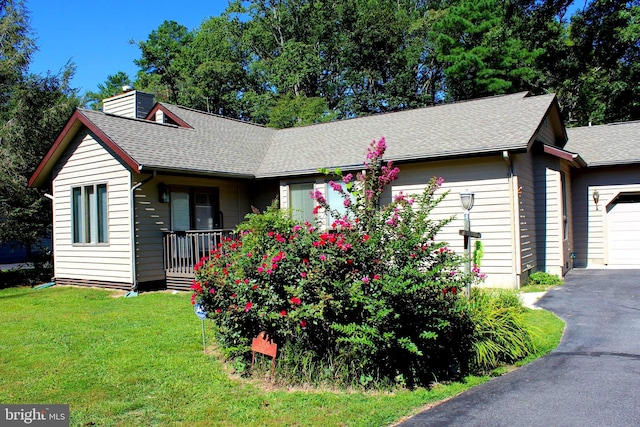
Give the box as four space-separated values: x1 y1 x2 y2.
163 229 235 278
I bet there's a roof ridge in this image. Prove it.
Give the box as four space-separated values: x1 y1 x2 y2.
274 91 536 132
158 103 268 128
79 107 181 129
569 119 640 129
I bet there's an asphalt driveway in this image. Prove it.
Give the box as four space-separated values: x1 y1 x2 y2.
399 268 640 427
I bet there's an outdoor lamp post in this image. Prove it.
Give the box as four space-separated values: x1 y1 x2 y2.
460 190 475 213
460 190 476 298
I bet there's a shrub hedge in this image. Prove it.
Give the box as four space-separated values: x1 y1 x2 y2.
192 137 532 388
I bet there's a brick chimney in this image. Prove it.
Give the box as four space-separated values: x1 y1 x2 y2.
102 87 154 119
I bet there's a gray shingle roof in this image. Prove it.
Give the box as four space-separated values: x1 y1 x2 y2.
255 92 557 177
79 105 276 177
565 121 640 167
78 92 557 179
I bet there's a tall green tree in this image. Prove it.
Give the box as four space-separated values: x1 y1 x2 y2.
85 71 133 110
560 0 640 125
431 0 544 101
126 0 639 127
179 16 254 117
134 20 194 104
0 0 33 115
0 1 81 255
232 0 439 122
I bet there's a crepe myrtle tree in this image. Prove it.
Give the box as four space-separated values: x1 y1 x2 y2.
192 137 484 387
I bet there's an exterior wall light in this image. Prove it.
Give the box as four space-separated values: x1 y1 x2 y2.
592 189 600 211
459 189 480 298
460 190 475 212
158 183 170 203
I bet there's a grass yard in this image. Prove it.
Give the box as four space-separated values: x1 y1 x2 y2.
0 286 563 426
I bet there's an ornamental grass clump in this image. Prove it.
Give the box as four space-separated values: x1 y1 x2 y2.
193 137 488 388
467 288 535 372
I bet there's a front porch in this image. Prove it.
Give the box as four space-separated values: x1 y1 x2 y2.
163 229 235 290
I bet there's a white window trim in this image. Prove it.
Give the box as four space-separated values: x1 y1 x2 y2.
71 183 109 246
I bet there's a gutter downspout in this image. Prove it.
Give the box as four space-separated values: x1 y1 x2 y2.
126 170 155 297
503 151 522 289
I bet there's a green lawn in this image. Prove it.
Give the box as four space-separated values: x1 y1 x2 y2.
0 286 563 426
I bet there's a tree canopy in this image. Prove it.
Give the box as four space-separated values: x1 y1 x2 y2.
91 0 640 128
0 0 81 254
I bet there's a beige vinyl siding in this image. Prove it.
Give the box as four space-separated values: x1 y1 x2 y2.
536 120 557 146
51 130 132 284
535 111 565 147
513 152 537 275
571 166 640 267
533 155 569 276
133 175 255 284
561 162 573 273
102 91 154 119
390 158 515 288
279 158 516 287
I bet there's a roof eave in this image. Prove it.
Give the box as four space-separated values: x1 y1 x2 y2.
139 165 256 180
29 109 142 187
255 147 529 179
542 144 586 167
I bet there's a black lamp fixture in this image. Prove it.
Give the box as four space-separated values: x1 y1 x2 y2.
158 183 170 203
592 189 600 211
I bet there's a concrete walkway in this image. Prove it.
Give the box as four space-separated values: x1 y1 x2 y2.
398 269 640 426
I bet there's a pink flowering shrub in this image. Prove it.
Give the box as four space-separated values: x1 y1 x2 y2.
192 137 485 387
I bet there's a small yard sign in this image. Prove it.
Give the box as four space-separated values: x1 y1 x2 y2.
251 331 278 380
194 303 207 352
194 303 207 320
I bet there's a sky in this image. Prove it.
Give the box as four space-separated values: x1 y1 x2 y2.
27 0 229 94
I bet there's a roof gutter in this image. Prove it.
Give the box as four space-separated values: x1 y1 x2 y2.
543 144 586 167
255 148 530 179
138 165 255 180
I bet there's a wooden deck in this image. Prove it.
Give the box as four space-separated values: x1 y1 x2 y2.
163 229 235 290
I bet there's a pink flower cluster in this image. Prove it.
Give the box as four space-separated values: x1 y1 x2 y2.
378 161 400 189
366 136 387 161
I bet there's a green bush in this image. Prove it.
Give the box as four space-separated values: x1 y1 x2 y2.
192 137 516 388
467 289 535 372
527 271 563 287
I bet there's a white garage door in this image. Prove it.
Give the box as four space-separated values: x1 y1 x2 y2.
607 201 640 266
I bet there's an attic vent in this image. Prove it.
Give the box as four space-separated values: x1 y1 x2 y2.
102 90 154 119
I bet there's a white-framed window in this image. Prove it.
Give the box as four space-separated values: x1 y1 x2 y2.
325 181 355 227
289 183 315 223
169 187 220 231
72 183 108 244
